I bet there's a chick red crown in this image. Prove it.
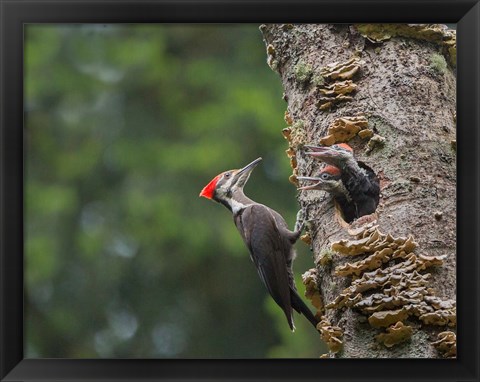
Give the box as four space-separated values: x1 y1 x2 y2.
333 143 353 152
321 165 341 176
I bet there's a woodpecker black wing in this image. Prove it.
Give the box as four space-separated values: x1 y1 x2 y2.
342 162 380 219
359 162 380 204
234 204 296 330
261 208 319 329
234 204 319 331
289 286 319 328
355 162 380 216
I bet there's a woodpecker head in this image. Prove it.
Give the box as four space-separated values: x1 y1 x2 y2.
297 165 341 191
297 165 350 198
304 143 354 169
199 157 262 211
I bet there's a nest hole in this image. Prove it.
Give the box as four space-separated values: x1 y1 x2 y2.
333 163 380 225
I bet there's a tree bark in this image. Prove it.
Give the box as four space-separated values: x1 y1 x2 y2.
261 24 456 358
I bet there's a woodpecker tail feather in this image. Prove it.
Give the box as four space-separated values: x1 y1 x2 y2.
290 289 319 330
286 315 296 332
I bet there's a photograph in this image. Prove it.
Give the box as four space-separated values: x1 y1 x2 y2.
23 22 457 360
2 0 480 378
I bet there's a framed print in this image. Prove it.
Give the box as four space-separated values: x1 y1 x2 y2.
1 0 479 381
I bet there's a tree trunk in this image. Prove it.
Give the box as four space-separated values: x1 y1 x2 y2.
261 24 456 358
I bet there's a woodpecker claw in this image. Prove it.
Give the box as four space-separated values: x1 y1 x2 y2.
294 209 306 234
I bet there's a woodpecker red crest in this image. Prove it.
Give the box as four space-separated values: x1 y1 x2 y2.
199 174 223 199
333 143 353 153
199 158 262 211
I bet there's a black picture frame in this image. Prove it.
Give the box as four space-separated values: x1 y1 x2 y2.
1 0 479 381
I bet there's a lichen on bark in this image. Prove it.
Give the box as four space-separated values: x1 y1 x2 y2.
261 24 456 358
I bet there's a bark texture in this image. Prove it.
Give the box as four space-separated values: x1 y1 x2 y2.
261 24 456 358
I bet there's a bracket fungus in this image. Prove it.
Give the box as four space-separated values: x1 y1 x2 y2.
282 119 307 186
317 95 354 111
300 232 312 245
319 115 369 146
358 128 374 139
320 80 357 96
317 81 357 111
317 316 343 353
289 173 299 187
368 308 410 328
266 44 278 71
282 120 307 151
354 24 456 66
335 247 394 277
284 110 293 126
284 146 299 187
285 147 296 158
317 57 361 110
419 309 456 327
302 268 324 317
432 331 456 358
375 321 413 347
365 134 386 154
324 223 456 349
320 57 361 81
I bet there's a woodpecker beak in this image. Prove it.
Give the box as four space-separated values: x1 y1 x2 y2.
303 144 325 152
304 145 344 166
304 145 334 158
296 176 323 190
232 157 262 189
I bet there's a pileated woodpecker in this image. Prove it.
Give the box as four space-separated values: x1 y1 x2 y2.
304 143 380 221
297 165 357 222
199 157 319 331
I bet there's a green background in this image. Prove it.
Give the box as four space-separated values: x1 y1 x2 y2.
25 24 324 358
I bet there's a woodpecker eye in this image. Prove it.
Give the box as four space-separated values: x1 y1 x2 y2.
224 172 231 178
321 173 329 180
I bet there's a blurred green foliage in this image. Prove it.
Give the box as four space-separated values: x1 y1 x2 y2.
25 24 324 358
